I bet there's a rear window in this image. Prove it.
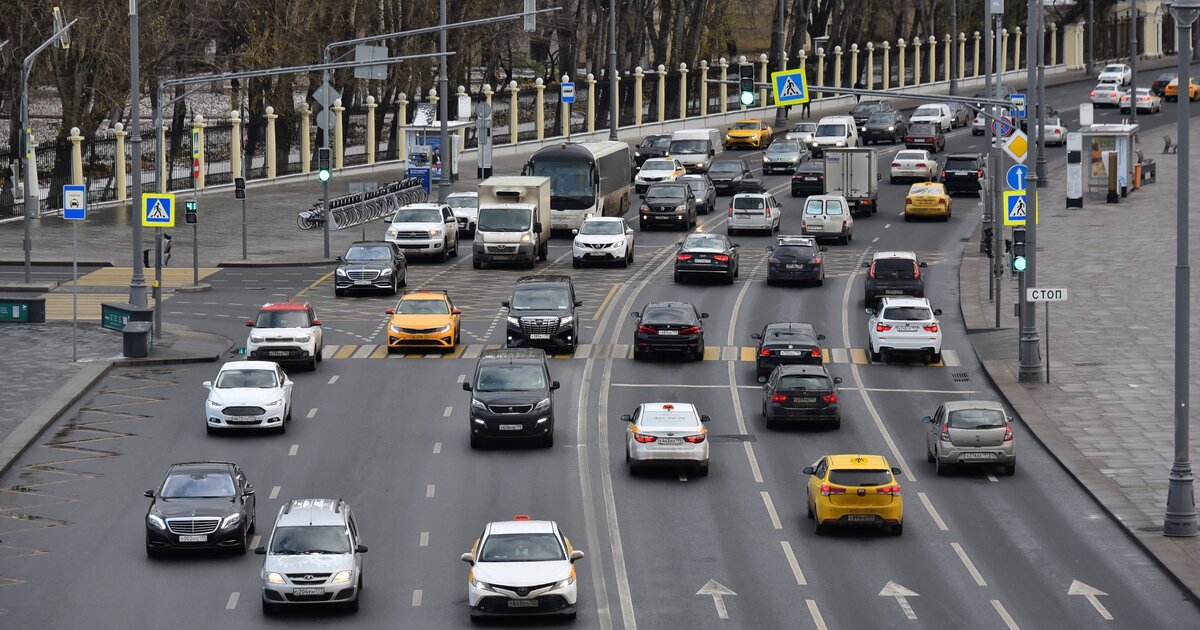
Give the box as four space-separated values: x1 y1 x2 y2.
882 307 932 321
947 408 1006 429
639 408 700 427
895 151 927 161
791 123 817 133
778 375 831 391
872 258 917 279
944 158 978 170
829 469 892 486
682 236 726 251
255 310 309 328
734 197 766 210
910 124 938 135
764 327 815 341
774 244 816 258
643 306 696 324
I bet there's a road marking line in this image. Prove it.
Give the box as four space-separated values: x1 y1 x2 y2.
872 237 880 243
943 349 961 366
292 270 333 299
457 373 467 383
351 344 376 359
992 599 1021 629
411 589 423 607
269 486 280 499
740 346 757 362
744 443 763 483
702 345 721 360
225 592 239 610
370 345 389 359
288 444 299 456
420 531 429 547
426 484 435 498
952 542 987 586
576 343 593 358
462 344 484 359
986 473 999 483
678 471 688 482
333 344 357 360
443 406 453 417
306 407 317 418
849 348 870 364
433 442 443 454
760 491 784 529
251 535 261 548
322 345 338 360
918 492 949 531
780 541 807 586
821 348 831 363
327 375 339 385
807 600 829 630
842 387 980 394
593 284 620 320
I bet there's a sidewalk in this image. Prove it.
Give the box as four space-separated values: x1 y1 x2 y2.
959 120 1200 595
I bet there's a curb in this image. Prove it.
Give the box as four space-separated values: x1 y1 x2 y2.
217 259 336 268
0 260 113 267
174 283 213 293
0 283 58 292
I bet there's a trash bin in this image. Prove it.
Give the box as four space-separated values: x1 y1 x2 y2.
122 321 153 358
1134 164 1142 190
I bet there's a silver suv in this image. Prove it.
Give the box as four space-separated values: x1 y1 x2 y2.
256 498 368 614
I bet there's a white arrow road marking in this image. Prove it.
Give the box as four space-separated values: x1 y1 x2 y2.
879 581 919 620
696 579 736 620
1068 580 1113 620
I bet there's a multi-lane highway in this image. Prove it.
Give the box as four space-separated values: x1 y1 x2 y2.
3 70 1200 628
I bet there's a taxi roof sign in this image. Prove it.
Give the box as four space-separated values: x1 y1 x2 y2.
771 68 810 107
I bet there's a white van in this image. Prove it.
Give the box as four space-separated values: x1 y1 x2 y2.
810 116 859 157
669 128 723 172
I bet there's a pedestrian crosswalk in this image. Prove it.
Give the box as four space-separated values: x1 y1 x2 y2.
43 293 158 320
319 343 962 367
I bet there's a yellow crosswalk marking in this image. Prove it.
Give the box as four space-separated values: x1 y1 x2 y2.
702 346 721 361
369 345 389 359
740 347 757 362
333 345 357 360
850 348 870 364
43 293 157 320
65 267 220 288
822 348 831 363
444 345 466 359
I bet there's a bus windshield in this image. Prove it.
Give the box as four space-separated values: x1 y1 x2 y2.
528 159 595 210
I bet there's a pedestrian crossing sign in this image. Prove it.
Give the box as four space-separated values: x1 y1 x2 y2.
141 193 176 227
771 68 810 106
1003 190 1039 226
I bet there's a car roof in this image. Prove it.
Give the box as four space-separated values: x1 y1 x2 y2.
736 118 764 123
827 454 892 469
643 157 676 163
259 302 311 312
776 235 817 245
583 215 626 222
879 296 932 308
446 191 477 198
167 461 236 474
478 348 548 362
488 518 557 535
944 153 981 160
805 194 848 202
400 202 448 209
942 400 1006 412
219 360 280 372
775 364 831 377
349 240 391 246
871 250 918 260
398 290 449 300
515 275 573 287
909 182 945 191
645 301 696 309
732 192 769 199
277 498 349 526
795 161 824 171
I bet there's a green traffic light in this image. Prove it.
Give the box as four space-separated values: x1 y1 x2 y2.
1013 256 1027 272
739 91 755 106
317 169 332 182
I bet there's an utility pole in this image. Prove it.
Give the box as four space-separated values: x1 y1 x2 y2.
128 0 147 308
1087 0 1095 77
1036 11 1048 185
608 0 619 140
438 0 451 203
1129 0 1138 125
991 3 1005 329
983 0 995 258
950 0 959 95
1018 0 1045 383
774 0 787 125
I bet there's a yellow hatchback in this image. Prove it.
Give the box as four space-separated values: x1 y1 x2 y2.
385 290 461 352
725 119 773 149
804 454 904 536
903 182 952 221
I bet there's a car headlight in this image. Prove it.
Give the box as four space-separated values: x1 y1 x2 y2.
390 324 401 333
147 514 166 530
295 335 311 343
471 398 487 411
387 229 399 238
552 576 576 589
331 570 354 584
380 268 393 275
435 324 453 333
206 398 220 409
614 239 625 248
221 513 241 529
263 399 284 408
533 397 552 413
471 578 494 592
249 335 264 343
507 316 520 326
725 135 732 140
560 315 573 326
336 268 347 276
835 141 845 147
675 205 686 213
640 204 650 212
266 572 285 585
520 233 532 242
428 228 443 237
887 126 895 131
634 151 641 156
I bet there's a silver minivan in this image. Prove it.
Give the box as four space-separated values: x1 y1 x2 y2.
669 128 723 172
728 192 782 235
257 498 368 614
800 194 853 244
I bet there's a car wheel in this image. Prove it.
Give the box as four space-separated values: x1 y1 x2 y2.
146 544 161 558
674 271 683 283
806 500 814 519
813 513 827 536
277 420 287 435
694 346 706 361
316 343 323 362
870 344 881 363
766 277 776 286
889 176 896 184
334 288 345 297
572 257 581 269
470 433 482 449
628 464 641 476
935 458 948 476
1004 463 1016 476
389 276 398 295
472 259 482 269
725 269 735 285
828 419 841 430
206 424 217 435
698 463 709 477
233 529 248 555
309 355 318 371
929 351 943 364
903 212 912 221
728 227 737 236
634 348 647 361
543 432 554 448
816 273 824 286
625 249 633 266
262 600 278 615
439 242 449 262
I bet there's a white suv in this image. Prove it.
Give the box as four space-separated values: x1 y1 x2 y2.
385 202 460 262
867 297 943 364
727 192 782 235
245 302 324 370
572 216 635 267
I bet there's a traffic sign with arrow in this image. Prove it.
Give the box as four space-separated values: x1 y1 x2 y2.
696 579 736 620
879 581 919 620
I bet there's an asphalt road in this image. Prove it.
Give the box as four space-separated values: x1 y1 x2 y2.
2 70 1200 629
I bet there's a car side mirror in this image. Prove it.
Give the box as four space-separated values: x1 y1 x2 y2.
243 486 255 496
802 466 815 475
574 300 583 307
312 319 321 326
922 415 933 423
700 313 710 319
757 376 767 384
891 467 903 476
817 334 826 341
461 552 475 565
245 320 255 327
501 301 510 308
865 308 875 315
933 309 943 316
534 223 543 233
571 229 579 235
700 415 711 423
202 381 212 389
452 308 461 315
674 242 682 248
551 381 561 390
462 382 473 391
356 545 368 553
765 245 774 253
385 308 395 315
820 246 829 252
629 312 640 318
877 172 882 181
861 261 870 268
620 414 633 422
731 243 741 248
919 261 928 267
144 489 155 498
626 228 634 234
751 333 761 340
570 549 586 561
254 547 266 555
833 376 843 384
335 256 343 262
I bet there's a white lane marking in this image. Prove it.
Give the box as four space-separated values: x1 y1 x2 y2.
433 441 443 454
327 375 339 385
288 444 299 456
269 486 280 499
426 484 435 498
992 599 1022 629
879 581 919 620
780 541 807 586
1068 580 1114 621
457 373 467 383
225 592 239 610
306 407 317 419
420 531 429 547
872 237 880 243
952 542 987 586
411 589 423 607
443 406 453 417
807 600 829 630
986 473 999 483
841 387 980 395
678 471 688 482
760 491 784 529
727 363 750 435
918 492 949 531
744 443 764 483
251 535 261 548
696 580 736 620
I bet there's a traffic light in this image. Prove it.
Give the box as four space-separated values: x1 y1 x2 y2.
1011 227 1027 273
185 199 198 224
738 63 755 106
234 177 246 200
983 228 994 258
160 233 172 266
317 147 332 182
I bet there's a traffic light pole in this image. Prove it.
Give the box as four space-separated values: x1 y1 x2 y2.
153 227 162 339
1019 0 1045 383
983 0 995 258
193 190 200 288
438 0 450 203
322 179 330 258
773 0 787 125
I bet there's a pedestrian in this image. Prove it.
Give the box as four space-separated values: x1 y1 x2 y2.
854 80 864 103
801 100 811 119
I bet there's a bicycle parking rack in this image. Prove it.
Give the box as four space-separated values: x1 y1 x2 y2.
296 178 429 230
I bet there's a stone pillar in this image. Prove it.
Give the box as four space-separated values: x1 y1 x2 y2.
866 43 875 89
700 60 709 117
300 105 311 174
882 42 891 90
1014 26 1023 71
944 35 952 82
656 64 667 122
535 78 546 140
266 106 278 178
611 71 621 128
455 85 469 149
958 32 967 79
973 32 982 77
1051 23 1060 65
1001 28 1009 75
759 54 769 109
930 35 939 84
678 63 688 120
897 39 906 89
113 122 127 201
508 82 519 145
718 58 728 113
396 94 409 160
68 126 84 186
230 110 242 181
634 67 645 124
561 75 571 137
913 39 922 88
483 83 494 107
365 96 377 165
797 50 809 93
833 46 843 89
586 73 596 133
816 50 825 98
332 98 345 170
193 114 206 190
850 44 860 88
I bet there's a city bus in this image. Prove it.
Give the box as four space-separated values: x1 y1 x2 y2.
523 141 633 231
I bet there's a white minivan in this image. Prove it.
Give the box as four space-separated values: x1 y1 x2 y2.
810 116 859 157
801 194 854 245
669 128 723 172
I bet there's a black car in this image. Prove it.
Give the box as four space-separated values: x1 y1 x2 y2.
680 174 717 214
1152 71 1177 96
759 365 843 429
790 161 825 197
904 123 945 153
752 322 826 377
851 99 896 129
861 111 907 144
674 232 740 284
634 134 672 166
145 461 256 556
940 153 984 195
708 158 753 194
631 301 709 360
862 252 928 306
639 182 697 230
766 236 826 285
334 241 407 296
463 348 559 448
503 275 582 353
736 177 766 194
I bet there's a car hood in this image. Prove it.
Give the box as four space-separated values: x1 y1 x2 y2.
473 560 571 587
208 387 284 406
726 130 761 137
786 132 815 141
264 554 355 575
708 172 741 181
864 122 897 130
153 497 237 519
250 326 313 339
389 314 453 328
636 171 673 180
390 221 443 231
472 389 550 405
574 234 625 246
764 151 799 160
339 260 391 272
478 231 527 243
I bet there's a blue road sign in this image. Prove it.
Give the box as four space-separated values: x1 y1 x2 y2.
992 118 1015 137
1006 164 1028 191
561 82 576 104
63 184 86 221
406 167 431 193
141 193 175 227
770 68 810 106
1009 93 1027 119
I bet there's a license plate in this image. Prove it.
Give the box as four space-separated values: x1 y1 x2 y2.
884 290 903 295
807 225 823 231
693 259 712 264
794 397 817 403
354 280 371 285
657 438 681 445
898 325 918 332
499 424 523 431
268 350 290 357
658 330 679 336
778 350 804 356
229 416 261 423
656 216 673 220
962 452 996 460
529 333 550 340
785 264 803 270
805 176 818 181
845 514 875 522
292 588 325 596
507 600 539 608
178 535 207 543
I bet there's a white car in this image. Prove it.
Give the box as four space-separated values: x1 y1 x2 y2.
385 202 460 261
910 104 953 132
572 216 634 267
890 150 937 184
622 402 711 476
801 194 854 245
1119 88 1162 114
785 122 818 144
727 192 782 235
634 158 685 194
446 191 479 236
867 296 943 364
1098 63 1132 86
245 302 324 370
203 361 293 434
461 515 585 621
1039 117 1068 146
1090 80 1124 107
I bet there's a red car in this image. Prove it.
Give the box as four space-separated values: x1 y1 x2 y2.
903 123 946 153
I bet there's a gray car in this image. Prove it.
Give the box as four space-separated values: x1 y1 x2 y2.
923 400 1016 476
762 140 810 174
679 174 717 214
256 498 368 614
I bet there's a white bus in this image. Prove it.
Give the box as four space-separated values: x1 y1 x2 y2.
523 141 633 231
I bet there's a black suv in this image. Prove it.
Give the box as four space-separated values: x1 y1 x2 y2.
766 236 826 285
751 322 826 377
940 153 984 195
335 241 407 296
708 158 753 194
463 348 560 448
145 461 256 556
635 134 672 166
850 100 896 130
759 364 843 429
503 276 582 353
639 182 698 230
862 251 928 306
861 111 907 144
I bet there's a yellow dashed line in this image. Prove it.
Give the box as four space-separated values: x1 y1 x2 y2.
293 271 334 299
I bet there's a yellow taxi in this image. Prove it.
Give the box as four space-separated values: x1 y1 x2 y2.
1165 77 1200 102
804 454 904 535
385 290 461 352
903 181 952 221
724 119 773 149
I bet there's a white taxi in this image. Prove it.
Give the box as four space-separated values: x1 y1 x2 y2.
634 158 686 194
461 515 584 621
622 402 711 476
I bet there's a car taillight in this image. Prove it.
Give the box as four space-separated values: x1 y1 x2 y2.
771 393 788 402
905 197 914 205
1003 423 1014 441
877 484 902 496
680 326 701 335
765 205 772 217
713 254 730 262
913 261 921 279
891 162 901 168
817 175 824 181
637 325 656 334
861 199 872 206
976 170 984 178
760 347 771 357
811 347 822 358
728 206 734 216
868 263 876 279
937 198 947 206
1090 90 1096 97
822 393 838 403
841 220 847 231
634 433 657 443
876 323 892 331
683 433 707 444
812 257 821 264
801 221 808 231
923 323 939 332
916 162 927 168
941 170 948 180
677 254 693 261
819 484 846 496
940 423 951 442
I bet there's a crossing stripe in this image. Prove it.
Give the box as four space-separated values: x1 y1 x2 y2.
720 346 738 362
740 346 757 362
322 345 339 359
444 345 466 359
850 348 870 364
702 346 721 361
352 344 376 359
830 348 849 364
462 344 484 359
944 349 961 366
333 345 357 360
576 343 593 358
369 345 389 359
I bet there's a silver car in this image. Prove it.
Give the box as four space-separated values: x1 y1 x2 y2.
785 122 818 144
923 401 1016 476
622 402 711 476
728 192 782 235
762 140 810 174
257 498 368 614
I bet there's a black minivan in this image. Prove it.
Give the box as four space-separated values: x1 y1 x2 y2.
503 276 582 354
463 349 559 448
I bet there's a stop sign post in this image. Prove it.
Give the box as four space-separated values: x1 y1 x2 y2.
1026 287 1068 383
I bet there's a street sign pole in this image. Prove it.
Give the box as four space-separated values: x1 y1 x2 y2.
154 227 162 340
1019 0 1046 383
982 0 995 257
64 182 86 362
993 10 1005 330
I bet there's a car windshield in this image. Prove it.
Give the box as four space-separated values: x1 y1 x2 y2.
1158 73 1176 81
815 124 846 137
645 185 686 201
511 287 570 310
778 375 831 391
160 472 236 499
680 177 710 191
948 408 1007 429
945 158 978 170
345 245 391 261
882 306 932 321
215 369 278 389
829 469 892 486
733 197 766 210
670 139 707 154
867 113 894 124
446 196 477 209
1103 65 1124 73
579 221 624 235
642 306 697 324
396 299 450 314
475 364 547 392
790 123 817 133
732 122 759 130
682 236 726 251
910 184 941 195
910 124 938 135
391 207 441 223
477 207 531 232
270 526 352 555
478 533 564 562
642 161 674 171
913 106 942 117
767 141 800 153
896 151 927 161
774 244 815 258
641 135 670 148
872 258 917 279
709 162 742 174
254 310 309 328
852 102 883 115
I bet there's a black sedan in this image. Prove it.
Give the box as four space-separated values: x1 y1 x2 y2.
335 241 407 296
674 232 740 284
759 364 843 429
631 301 709 361
766 236 826 285
751 321 825 377
708 158 753 194
861 111 907 145
790 162 825 197
639 182 697 230
680 174 717 214
904 123 945 153
145 461 256 556
634 134 671 166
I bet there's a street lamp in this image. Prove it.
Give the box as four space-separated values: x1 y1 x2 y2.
774 0 787 125
1164 0 1200 538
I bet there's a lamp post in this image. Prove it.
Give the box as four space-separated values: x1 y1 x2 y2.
1019 0 1045 382
775 0 787 125
1087 0 1095 76
1164 0 1200 539
438 0 450 202
1130 0 1139 125
608 0 618 140
128 0 147 307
